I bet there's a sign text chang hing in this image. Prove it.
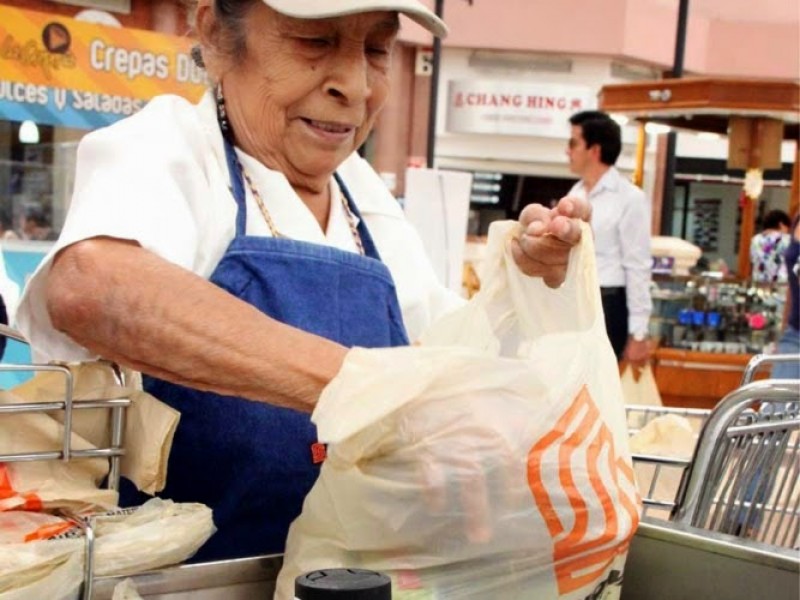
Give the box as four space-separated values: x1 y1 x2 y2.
446 80 597 138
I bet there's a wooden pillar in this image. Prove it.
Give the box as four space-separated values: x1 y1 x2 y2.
730 118 783 278
632 123 647 189
737 190 757 278
650 134 669 236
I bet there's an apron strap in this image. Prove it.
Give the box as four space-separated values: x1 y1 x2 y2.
333 172 383 262
223 136 383 263
222 136 248 237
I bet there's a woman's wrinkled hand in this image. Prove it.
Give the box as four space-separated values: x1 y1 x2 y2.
413 405 527 546
510 196 592 288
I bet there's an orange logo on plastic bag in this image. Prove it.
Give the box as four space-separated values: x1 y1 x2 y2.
527 386 640 595
24 522 74 542
0 464 42 511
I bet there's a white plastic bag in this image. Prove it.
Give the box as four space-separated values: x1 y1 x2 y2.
92 498 215 577
0 511 74 544
0 538 83 600
0 360 180 513
620 365 662 407
0 415 117 512
112 579 144 600
278 222 640 600
9 362 180 495
0 499 214 598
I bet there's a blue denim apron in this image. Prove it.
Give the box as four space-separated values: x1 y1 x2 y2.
128 139 409 561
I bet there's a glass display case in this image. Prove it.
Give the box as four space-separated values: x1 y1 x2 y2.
648 273 786 409
650 273 787 355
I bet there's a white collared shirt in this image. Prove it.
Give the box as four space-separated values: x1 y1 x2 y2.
16 91 463 362
569 167 652 338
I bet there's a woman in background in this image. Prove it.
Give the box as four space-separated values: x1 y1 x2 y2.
750 209 791 283
771 214 800 380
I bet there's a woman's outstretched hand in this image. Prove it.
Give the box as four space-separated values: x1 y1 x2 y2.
511 196 592 288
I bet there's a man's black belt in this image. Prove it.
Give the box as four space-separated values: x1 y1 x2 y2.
600 286 625 297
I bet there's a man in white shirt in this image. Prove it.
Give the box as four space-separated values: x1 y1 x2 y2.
566 110 652 374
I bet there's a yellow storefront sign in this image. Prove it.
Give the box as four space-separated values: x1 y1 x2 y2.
0 5 207 129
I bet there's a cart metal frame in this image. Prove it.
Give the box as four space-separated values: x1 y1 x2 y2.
673 379 800 547
626 352 800 549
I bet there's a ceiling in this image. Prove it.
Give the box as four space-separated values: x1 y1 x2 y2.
651 0 800 24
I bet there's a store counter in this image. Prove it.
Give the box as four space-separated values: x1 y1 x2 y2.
89 521 800 600
652 348 768 409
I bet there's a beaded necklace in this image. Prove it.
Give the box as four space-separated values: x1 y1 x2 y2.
215 84 365 255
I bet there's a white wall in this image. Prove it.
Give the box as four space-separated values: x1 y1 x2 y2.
676 133 797 166
434 51 650 179
432 48 795 246
434 49 797 179
432 50 676 215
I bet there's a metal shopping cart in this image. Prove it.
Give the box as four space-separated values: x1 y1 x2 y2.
626 353 800 548
621 354 800 600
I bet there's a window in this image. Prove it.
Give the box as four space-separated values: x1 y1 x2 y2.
0 121 83 241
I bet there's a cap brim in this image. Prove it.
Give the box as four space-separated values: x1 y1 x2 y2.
263 0 448 37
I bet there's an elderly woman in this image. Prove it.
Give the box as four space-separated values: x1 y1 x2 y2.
17 0 589 561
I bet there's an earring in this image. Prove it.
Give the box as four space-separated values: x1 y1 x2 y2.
215 83 232 139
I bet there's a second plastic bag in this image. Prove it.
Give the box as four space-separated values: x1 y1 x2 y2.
278 221 641 600
0 538 83 600
620 365 662 407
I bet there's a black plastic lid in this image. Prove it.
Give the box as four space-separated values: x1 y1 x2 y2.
295 568 392 600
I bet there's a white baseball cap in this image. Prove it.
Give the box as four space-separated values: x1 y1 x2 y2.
262 0 448 37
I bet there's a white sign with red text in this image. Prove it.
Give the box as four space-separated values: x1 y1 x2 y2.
446 80 597 138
